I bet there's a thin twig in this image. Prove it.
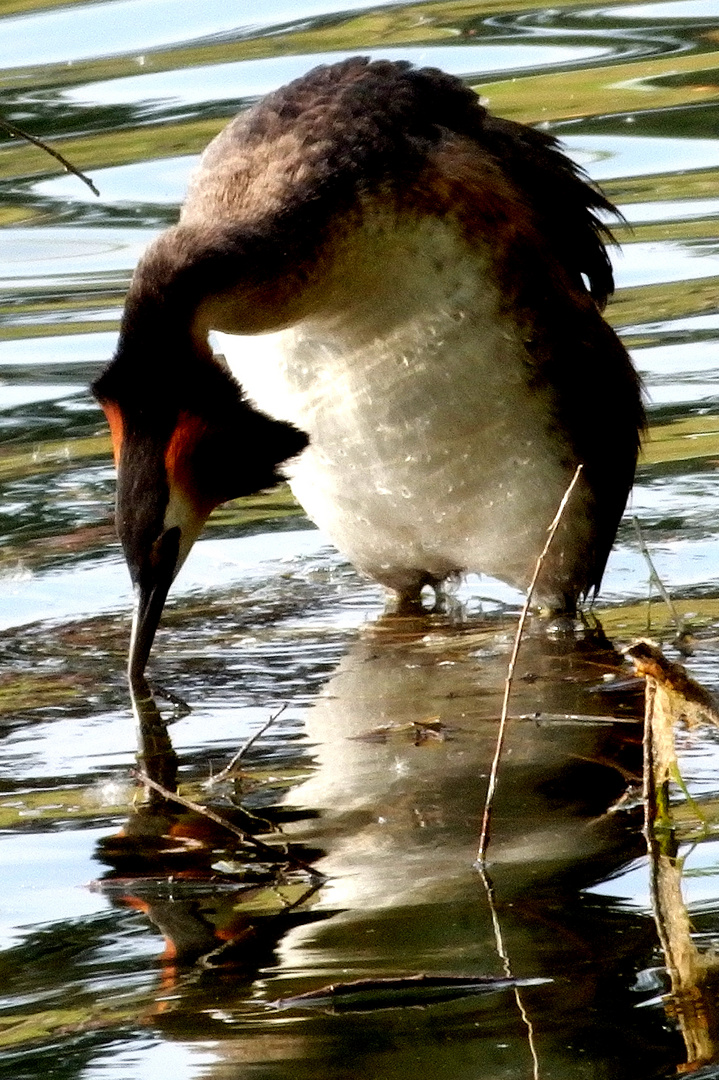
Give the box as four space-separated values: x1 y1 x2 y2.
476 464 583 864
0 117 100 196
137 769 325 881
207 704 288 787
632 516 685 638
642 675 658 845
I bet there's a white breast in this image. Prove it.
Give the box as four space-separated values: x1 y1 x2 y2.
216 219 590 598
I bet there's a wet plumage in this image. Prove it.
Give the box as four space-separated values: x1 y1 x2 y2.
93 57 644 682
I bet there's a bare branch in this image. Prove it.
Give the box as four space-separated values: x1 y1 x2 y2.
0 117 100 197
137 769 325 881
207 704 288 787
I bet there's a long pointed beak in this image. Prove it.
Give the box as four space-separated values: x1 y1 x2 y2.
128 527 180 689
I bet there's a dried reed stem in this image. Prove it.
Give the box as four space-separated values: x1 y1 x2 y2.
476 464 583 864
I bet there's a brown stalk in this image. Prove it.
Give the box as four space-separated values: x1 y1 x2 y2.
474 466 584 1079
627 641 719 1069
476 463 583 864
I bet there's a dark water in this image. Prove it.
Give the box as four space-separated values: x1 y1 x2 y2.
3 1 719 1077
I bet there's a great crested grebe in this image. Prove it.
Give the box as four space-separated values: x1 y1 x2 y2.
93 57 644 684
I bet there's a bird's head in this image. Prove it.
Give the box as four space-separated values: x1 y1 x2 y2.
92 351 308 687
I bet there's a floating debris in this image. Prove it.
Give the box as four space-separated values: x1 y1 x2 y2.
269 973 549 1013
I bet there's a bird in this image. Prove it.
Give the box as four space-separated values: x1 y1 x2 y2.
92 57 644 686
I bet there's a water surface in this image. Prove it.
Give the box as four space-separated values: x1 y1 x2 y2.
2 1 719 1077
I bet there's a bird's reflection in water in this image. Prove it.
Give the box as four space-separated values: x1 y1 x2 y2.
96 674 325 976
94 613 687 1078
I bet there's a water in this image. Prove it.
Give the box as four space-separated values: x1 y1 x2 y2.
2 0 719 1076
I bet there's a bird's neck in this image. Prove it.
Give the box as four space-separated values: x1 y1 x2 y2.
127 219 337 346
